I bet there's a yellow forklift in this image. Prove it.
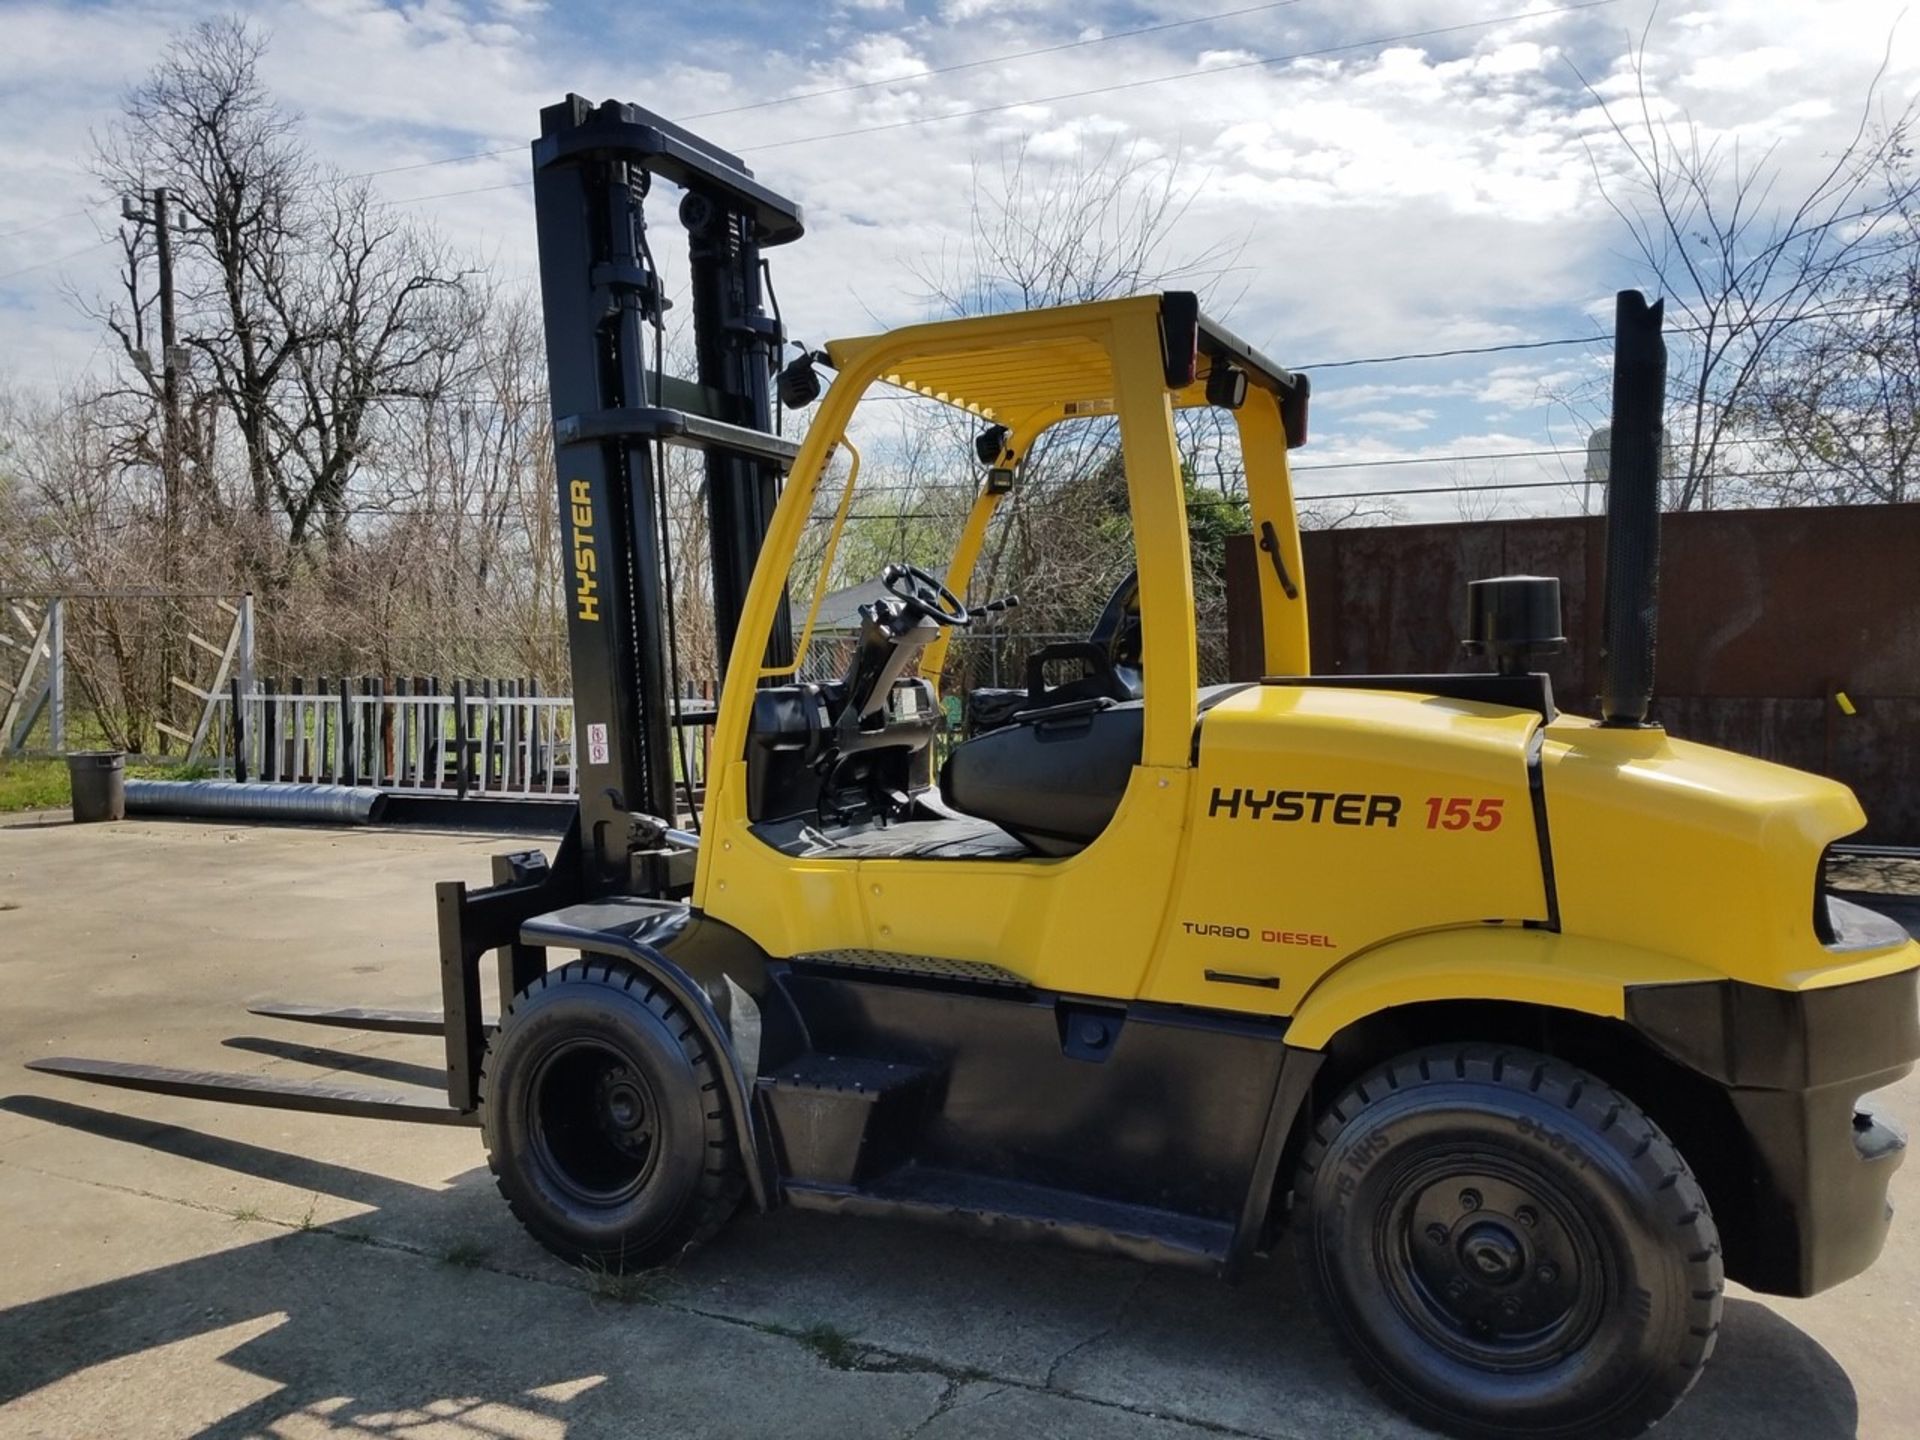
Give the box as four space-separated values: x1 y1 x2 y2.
34 97 1919 1440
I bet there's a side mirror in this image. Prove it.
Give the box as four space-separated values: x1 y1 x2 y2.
778 350 827 410
975 424 1010 467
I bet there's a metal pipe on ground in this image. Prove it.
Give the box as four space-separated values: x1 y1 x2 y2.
124 779 388 825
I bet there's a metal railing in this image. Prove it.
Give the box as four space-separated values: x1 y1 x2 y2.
229 679 577 798
207 677 720 804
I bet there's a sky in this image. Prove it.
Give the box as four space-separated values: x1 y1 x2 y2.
1 0 1915 520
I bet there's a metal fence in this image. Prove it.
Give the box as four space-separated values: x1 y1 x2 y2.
1228 502 1920 844
205 679 676 806
222 679 579 799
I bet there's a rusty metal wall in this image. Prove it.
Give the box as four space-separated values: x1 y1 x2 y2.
1227 503 1920 842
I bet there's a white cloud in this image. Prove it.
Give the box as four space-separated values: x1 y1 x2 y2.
1344 408 1436 433
1682 45 1799 92
3 0 1917 487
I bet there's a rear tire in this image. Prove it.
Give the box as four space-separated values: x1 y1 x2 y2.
1292 1044 1721 1440
481 959 744 1268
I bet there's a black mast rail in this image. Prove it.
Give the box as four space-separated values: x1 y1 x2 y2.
531 94 803 894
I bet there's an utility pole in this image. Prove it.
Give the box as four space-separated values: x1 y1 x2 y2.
124 186 189 753
123 187 185 538
153 186 182 538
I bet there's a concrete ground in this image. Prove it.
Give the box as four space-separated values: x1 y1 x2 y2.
0 817 1914 1440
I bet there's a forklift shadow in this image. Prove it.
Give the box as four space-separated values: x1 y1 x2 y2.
698 1204 1862 1440
0 1104 945 1439
0 1094 1863 1440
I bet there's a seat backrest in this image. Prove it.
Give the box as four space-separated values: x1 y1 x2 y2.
940 699 1144 857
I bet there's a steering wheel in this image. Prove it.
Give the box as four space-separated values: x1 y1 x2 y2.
881 563 971 627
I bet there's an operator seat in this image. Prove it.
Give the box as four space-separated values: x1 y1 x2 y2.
942 698 1144 857
941 680 1248 858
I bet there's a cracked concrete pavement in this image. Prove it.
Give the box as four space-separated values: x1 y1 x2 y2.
1 815 1915 1438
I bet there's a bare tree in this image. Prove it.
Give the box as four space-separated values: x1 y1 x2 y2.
913 136 1246 317
90 17 470 572
891 137 1261 682
1576 19 1920 509
1749 151 1920 506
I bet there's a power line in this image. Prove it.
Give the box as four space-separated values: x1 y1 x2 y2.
735 1 1618 154
0 206 105 243
1296 477 1575 502
1298 335 1600 370
1294 300 1912 371
1293 446 1583 473
350 148 519 181
0 236 117 284
684 0 1310 121
390 178 530 207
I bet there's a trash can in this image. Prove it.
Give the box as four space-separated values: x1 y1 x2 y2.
67 750 126 823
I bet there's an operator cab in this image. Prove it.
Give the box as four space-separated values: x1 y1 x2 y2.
744 554 1147 858
747 562 1028 858
736 291 1309 866
745 561 1152 859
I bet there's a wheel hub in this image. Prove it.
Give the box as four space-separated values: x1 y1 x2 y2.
1457 1221 1525 1284
596 1068 653 1154
527 1041 660 1205
1382 1156 1606 1371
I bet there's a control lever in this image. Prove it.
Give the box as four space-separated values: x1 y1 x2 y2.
975 594 1021 616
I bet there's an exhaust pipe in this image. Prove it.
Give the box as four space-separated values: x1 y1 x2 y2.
1600 290 1667 727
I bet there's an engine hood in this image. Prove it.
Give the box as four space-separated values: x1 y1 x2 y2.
1538 716 1907 988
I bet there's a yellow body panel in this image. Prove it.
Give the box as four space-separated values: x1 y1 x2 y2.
1539 717 1912 989
1138 685 1548 1014
1283 929 1725 1050
706 762 1192 995
694 291 1917 1050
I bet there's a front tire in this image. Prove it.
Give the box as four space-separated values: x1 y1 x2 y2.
481 959 744 1268
1292 1044 1721 1440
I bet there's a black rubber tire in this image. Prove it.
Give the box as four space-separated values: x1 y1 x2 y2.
481 959 745 1268
1292 1044 1722 1440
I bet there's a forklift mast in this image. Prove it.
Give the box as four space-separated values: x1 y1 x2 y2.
531 96 803 895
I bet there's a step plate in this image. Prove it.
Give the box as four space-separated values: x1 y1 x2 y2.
791 948 1025 988
786 1166 1232 1271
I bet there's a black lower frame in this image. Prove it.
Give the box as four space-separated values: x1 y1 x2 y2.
1625 966 1919 1296
432 841 1322 1273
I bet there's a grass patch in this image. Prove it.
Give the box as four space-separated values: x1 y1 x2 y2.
0 757 69 813
581 1260 672 1307
442 1239 491 1268
229 1204 266 1224
130 761 216 781
0 755 217 813
795 1322 863 1371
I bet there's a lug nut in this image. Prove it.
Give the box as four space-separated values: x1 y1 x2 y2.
1446 1277 1471 1300
1536 1262 1558 1284
1426 1223 1450 1245
1459 1188 1482 1212
1500 1296 1522 1317
1515 1206 1537 1228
